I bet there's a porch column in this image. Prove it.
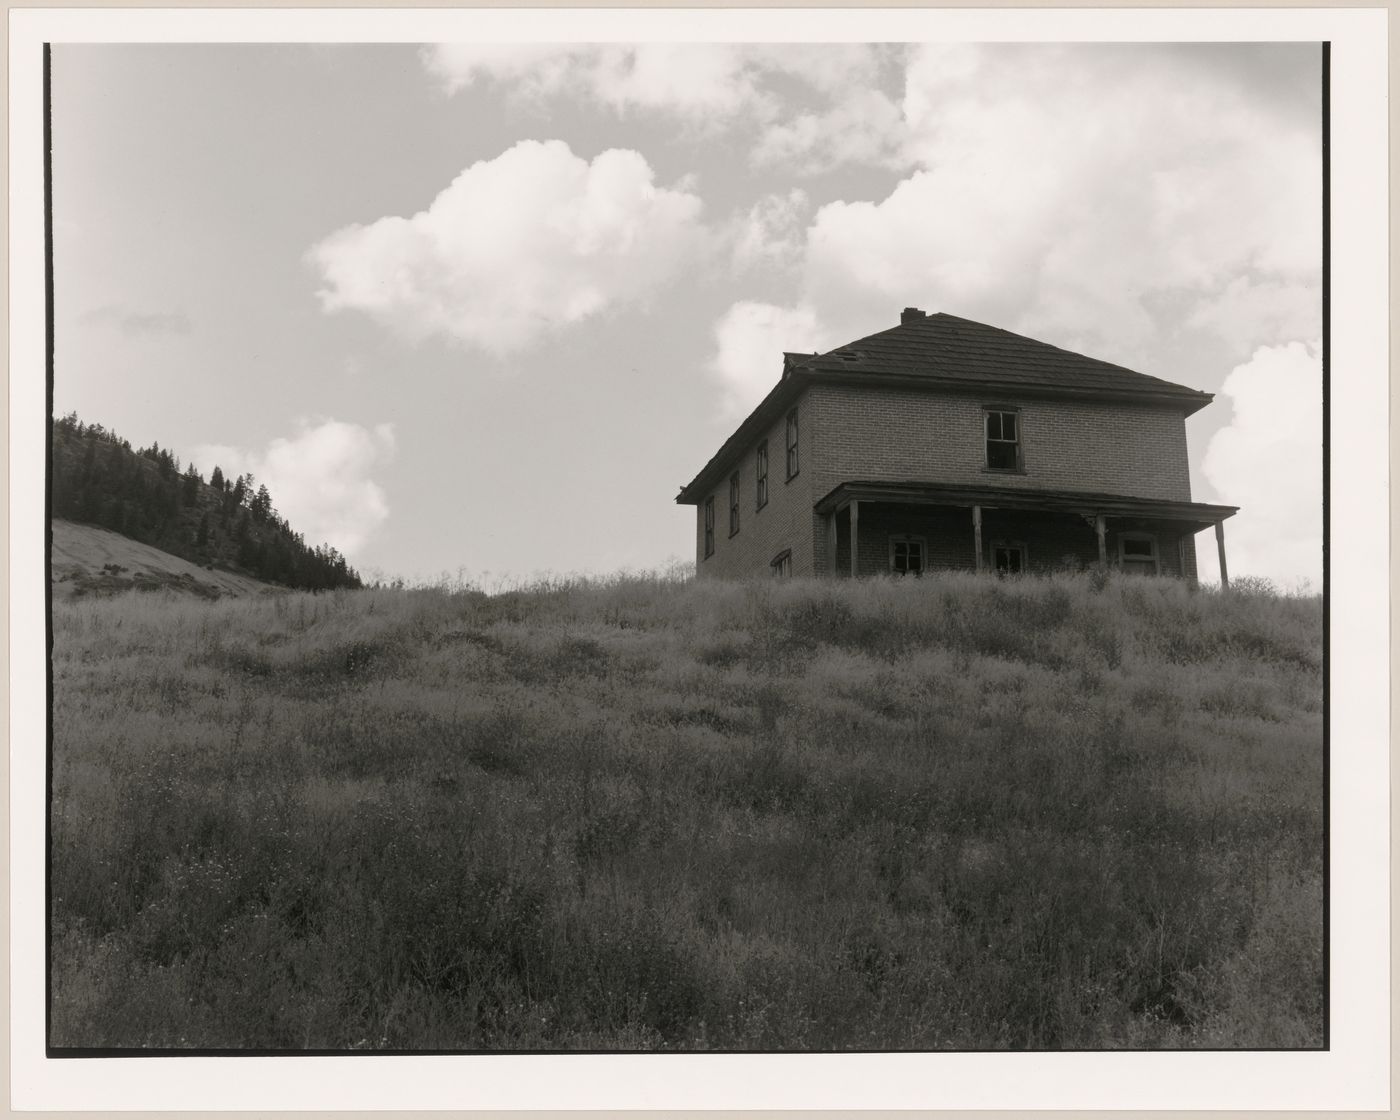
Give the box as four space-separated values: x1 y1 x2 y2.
972 505 983 572
1215 520 1230 590
1095 514 1107 565
849 499 860 579
826 511 838 577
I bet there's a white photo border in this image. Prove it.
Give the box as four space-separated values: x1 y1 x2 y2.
9 6 1389 1111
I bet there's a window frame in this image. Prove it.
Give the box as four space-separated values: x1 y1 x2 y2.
770 548 792 578
1117 532 1160 575
756 440 769 510
992 541 1029 575
703 496 715 558
983 406 1024 472
728 472 741 537
889 533 928 577
785 408 800 481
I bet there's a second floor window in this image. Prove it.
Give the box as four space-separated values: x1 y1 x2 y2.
985 409 1021 470
756 441 768 509
703 497 715 557
729 473 741 536
786 408 799 479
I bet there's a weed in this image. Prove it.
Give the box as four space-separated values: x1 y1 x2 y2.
50 574 1323 1050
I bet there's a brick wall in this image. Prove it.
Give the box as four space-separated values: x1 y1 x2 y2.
694 381 1202 579
693 395 817 578
806 384 1194 502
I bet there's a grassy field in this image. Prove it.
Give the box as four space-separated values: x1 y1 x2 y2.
50 571 1324 1050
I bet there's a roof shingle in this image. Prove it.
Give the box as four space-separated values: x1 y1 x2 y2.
789 312 1207 401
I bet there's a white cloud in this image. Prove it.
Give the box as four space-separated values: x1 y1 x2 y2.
751 88 908 174
1201 341 1321 587
730 189 810 275
192 420 396 557
777 43 1320 369
422 44 764 120
307 140 705 354
421 44 909 173
1186 276 1320 357
709 301 838 416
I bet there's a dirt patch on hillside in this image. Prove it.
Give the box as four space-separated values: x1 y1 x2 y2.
51 519 274 601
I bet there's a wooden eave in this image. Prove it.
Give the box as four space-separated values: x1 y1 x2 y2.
814 480 1238 530
675 372 808 505
803 368 1214 416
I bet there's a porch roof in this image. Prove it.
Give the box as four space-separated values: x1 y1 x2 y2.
813 480 1238 530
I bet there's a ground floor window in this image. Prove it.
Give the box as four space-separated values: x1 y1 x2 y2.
1118 532 1159 575
890 535 926 575
771 549 792 578
993 542 1028 574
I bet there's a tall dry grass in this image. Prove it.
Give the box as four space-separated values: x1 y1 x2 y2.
50 571 1323 1050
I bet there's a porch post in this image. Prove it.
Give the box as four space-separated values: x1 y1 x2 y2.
849 500 860 579
826 511 838 577
972 505 983 572
1095 514 1107 566
1215 520 1230 590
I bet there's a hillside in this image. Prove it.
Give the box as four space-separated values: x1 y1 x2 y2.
50 413 361 591
49 572 1323 1051
51 519 275 601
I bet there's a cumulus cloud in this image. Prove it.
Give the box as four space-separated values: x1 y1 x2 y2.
750 88 907 174
422 44 909 173
710 301 839 416
730 189 810 275
1186 276 1320 357
423 44 764 119
307 140 705 354
1201 341 1322 587
765 43 1320 369
193 419 396 556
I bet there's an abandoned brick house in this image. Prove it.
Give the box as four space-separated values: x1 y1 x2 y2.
677 309 1238 584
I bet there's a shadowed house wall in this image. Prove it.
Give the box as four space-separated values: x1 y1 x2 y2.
692 394 818 579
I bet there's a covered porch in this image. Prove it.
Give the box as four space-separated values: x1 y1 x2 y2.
815 481 1239 586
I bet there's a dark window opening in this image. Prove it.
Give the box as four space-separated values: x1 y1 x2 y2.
785 409 799 480
703 497 715 558
890 536 925 576
986 409 1021 470
1119 534 1159 574
729 473 741 536
771 549 792 578
756 441 768 509
993 544 1027 575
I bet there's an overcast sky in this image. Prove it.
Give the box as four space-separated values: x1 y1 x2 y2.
52 42 1322 587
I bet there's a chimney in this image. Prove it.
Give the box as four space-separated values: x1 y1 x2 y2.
901 307 926 325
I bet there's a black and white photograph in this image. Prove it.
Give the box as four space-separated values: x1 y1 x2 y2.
9 4 1390 1112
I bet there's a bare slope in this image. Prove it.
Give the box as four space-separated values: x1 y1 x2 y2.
51 519 274 601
